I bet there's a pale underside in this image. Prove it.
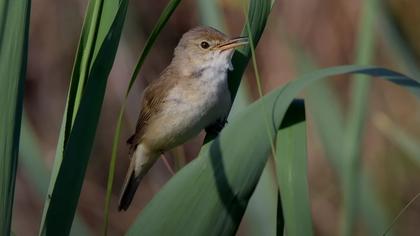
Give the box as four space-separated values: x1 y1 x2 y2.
131 49 233 155
118 26 238 211
143 61 231 151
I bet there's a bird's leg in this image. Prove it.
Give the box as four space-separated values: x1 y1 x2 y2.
205 118 228 136
160 153 175 176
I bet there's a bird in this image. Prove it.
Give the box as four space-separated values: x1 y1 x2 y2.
118 26 248 211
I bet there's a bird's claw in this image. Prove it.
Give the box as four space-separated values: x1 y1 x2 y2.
205 119 227 135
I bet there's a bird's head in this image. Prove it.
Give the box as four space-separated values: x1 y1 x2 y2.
172 26 248 76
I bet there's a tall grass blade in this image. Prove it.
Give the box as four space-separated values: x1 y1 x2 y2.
359 175 394 235
342 1 377 234
275 100 313 236
287 19 391 236
227 0 272 101
128 66 419 235
380 2 420 78
126 0 181 93
242 10 278 235
103 0 182 233
19 115 49 195
0 0 30 234
19 114 91 235
39 0 128 235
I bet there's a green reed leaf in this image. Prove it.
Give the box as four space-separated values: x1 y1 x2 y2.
0 0 30 234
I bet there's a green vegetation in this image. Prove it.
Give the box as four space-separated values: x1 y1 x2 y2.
0 0 30 235
39 0 128 235
1 0 419 235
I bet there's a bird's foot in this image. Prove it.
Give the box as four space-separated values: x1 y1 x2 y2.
205 119 228 136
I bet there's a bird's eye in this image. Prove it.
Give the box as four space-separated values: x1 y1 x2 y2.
200 41 210 49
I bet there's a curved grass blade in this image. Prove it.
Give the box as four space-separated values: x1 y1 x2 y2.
103 0 182 233
0 0 30 234
275 100 313 236
128 66 419 235
39 1 128 235
243 164 278 236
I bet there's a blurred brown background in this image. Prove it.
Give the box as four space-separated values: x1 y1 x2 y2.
12 0 420 235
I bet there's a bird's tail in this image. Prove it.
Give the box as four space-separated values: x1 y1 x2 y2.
118 144 158 211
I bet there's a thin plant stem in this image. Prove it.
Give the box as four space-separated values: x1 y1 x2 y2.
382 192 420 236
244 7 276 157
161 154 175 176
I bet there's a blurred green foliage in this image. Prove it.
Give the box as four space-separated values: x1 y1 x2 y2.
2 0 420 235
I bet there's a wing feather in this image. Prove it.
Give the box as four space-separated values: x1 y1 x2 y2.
127 67 174 155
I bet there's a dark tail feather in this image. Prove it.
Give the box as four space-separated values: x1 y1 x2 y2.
118 170 140 211
118 145 159 211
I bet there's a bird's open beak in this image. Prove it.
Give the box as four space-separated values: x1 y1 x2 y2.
216 37 248 51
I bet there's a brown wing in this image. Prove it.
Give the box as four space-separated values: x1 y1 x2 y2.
126 68 174 155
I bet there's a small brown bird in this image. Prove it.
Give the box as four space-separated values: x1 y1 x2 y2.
118 26 248 211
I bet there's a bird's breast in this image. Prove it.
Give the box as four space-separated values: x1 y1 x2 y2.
144 67 231 150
